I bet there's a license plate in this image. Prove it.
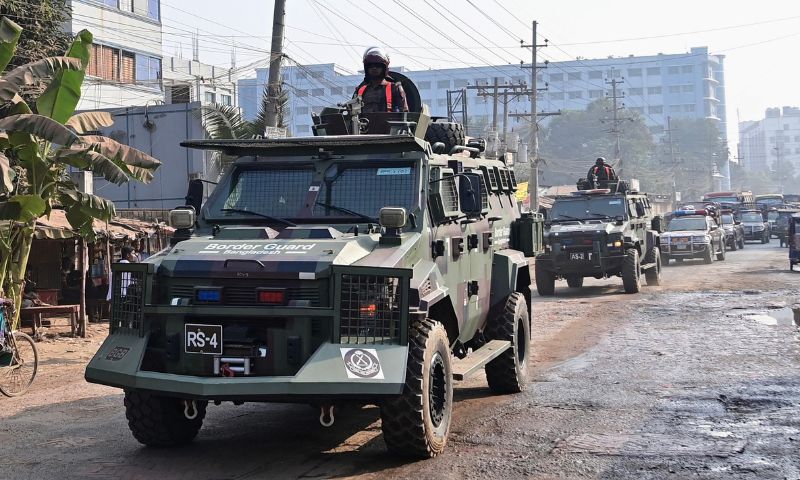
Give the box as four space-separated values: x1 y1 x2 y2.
570 252 585 260
185 323 223 355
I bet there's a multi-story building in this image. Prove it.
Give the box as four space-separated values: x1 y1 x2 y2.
739 107 800 174
163 56 237 108
239 47 727 143
67 0 164 110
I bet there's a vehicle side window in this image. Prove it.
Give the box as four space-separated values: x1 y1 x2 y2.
629 199 641 218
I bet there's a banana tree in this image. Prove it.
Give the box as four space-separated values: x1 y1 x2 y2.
0 19 161 328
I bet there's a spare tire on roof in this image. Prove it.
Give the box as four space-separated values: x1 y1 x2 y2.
425 121 465 153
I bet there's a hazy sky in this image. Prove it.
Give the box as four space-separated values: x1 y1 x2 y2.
161 0 800 143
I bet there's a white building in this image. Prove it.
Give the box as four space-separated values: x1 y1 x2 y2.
739 107 800 174
163 56 237 108
67 0 164 110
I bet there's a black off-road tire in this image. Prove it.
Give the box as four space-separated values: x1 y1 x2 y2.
484 292 530 394
380 319 452 458
424 121 465 153
660 253 670 266
703 245 714 264
621 248 641 294
761 233 768 244
716 241 726 261
645 247 662 286
124 390 207 447
729 237 738 251
535 261 556 296
738 237 745 249
566 275 584 288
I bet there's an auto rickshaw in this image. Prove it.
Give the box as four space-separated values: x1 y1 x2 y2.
790 213 800 271
776 208 800 247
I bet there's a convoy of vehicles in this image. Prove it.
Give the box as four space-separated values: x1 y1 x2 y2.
85 74 545 458
534 185 663 295
702 191 755 211
660 208 726 265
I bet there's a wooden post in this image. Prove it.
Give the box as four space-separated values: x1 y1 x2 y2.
78 237 87 337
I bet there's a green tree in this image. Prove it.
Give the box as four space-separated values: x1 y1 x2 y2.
537 99 656 190
0 19 161 327
654 118 724 201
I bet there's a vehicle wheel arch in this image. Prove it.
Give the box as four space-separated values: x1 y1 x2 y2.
427 296 460 347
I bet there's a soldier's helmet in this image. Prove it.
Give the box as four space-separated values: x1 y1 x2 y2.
595 157 605 165
363 46 390 67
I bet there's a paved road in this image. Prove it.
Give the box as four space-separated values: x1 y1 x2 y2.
1 241 798 479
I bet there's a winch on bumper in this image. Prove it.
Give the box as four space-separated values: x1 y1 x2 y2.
84 263 412 401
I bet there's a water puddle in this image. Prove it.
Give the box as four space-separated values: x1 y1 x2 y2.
737 307 800 327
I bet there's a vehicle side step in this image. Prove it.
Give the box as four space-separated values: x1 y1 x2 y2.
452 340 511 381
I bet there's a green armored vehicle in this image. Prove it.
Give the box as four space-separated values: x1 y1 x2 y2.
85 74 542 458
535 182 663 295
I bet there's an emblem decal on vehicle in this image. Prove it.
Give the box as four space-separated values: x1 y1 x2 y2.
105 346 130 361
340 348 384 379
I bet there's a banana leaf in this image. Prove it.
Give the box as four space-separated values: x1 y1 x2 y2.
0 17 22 73
0 151 13 192
81 135 160 183
3 57 83 88
66 111 114 133
0 79 18 103
35 30 92 125
0 195 46 222
61 188 116 240
56 146 128 185
0 114 80 146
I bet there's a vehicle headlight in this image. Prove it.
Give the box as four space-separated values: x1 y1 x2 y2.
692 235 710 243
659 237 669 244
755 226 765 231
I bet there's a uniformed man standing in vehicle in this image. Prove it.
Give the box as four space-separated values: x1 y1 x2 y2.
353 47 409 113
587 157 617 186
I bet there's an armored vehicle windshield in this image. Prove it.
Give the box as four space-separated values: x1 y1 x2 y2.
204 159 418 223
549 196 626 221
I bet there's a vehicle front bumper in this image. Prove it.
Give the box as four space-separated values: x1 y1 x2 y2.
743 229 766 240
661 242 710 259
85 333 408 401
536 250 626 276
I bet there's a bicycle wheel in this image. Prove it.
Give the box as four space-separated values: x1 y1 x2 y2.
0 331 38 397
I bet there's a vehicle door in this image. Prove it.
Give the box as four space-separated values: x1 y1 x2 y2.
627 197 648 248
708 216 722 252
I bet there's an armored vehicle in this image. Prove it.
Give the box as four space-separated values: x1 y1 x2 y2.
739 209 770 243
85 74 542 458
535 183 663 295
660 207 726 264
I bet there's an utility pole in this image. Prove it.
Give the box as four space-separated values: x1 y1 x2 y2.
264 0 286 129
666 116 677 206
467 81 531 137
491 77 499 132
521 21 549 210
605 72 625 173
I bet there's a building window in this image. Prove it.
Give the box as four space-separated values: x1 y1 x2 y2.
549 73 564 82
681 65 693 74
169 85 190 104
589 90 603 98
474 78 488 86
296 89 308 97
648 105 663 114
549 92 564 100
437 80 450 89
296 125 310 133
310 71 324 79
646 67 661 75
536 74 543 82
135 54 161 85
220 94 231 106
454 79 468 88
668 85 681 94
295 71 308 80
418 81 431 89
669 105 682 113
681 84 694 93
510 76 524 84
148 0 160 20
330 86 343 95
628 68 642 77
647 86 662 95
683 104 695 112
310 88 323 97
296 106 309 115
205 92 216 103
650 125 665 134
568 72 581 81
606 69 621 78
568 91 582 99
101 0 119 7
784 124 791 130
589 70 603 79
668 66 680 74
629 87 643 96
630 107 644 113
437 98 447 107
